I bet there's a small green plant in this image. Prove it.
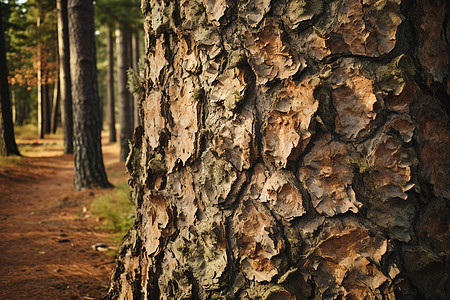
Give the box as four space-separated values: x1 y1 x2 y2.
91 182 135 243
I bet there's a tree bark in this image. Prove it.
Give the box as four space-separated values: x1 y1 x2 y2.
115 28 133 161
107 28 116 143
107 0 449 299
0 4 20 156
68 0 111 190
57 0 73 153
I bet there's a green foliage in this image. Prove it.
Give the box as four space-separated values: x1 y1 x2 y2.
95 0 142 30
91 182 135 243
3 0 57 125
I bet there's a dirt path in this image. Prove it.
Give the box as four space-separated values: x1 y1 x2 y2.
0 137 127 299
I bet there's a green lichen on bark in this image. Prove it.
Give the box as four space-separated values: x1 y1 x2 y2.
376 54 416 95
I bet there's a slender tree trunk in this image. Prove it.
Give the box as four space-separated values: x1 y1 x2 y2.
68 0 111 190
0 4 20 156
115 28 133 161
107 0 449 299
107 28 116 143
51 79 59 133
43 83 51 134
37 71 44 138
127 33 134 132
37 8 44 139
37 61 44 138
131 30 140 128
57 0 73 153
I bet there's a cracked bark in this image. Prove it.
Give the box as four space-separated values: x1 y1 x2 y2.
106 0 449 299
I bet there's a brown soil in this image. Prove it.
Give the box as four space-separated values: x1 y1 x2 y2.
0 136 128 300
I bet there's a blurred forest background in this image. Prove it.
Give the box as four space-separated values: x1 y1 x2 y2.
1 0 142 144
0 1 144 297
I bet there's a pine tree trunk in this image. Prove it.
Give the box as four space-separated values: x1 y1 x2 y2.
107 0 449 299
0 4 20 156
37 51 44 138
68 0 111 190
131 30 140 128
115 28 133 161
107 28 116 143
57 0 73 154
43 83 51 134
37 11 45 139
51 79 59 134
127 33 134 134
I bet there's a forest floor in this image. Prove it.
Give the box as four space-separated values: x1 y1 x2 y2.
0 134 129 299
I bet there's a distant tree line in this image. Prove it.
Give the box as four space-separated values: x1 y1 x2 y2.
0 0 143 189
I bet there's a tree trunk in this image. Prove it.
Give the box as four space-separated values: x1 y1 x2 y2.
51 79 59 134
37 71 44 138
11 90 15 124
37 58 44 138
107 0 449 299
68 0 111 190
57 0 73 154
43 83 51 134
131 30 140 128
0 4 20 156
37 11 45 139
115 28 133 161
107 28 116 143
127 33 134 134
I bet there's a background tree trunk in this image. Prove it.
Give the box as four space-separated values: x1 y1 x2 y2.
115 28 133 161
131 30 140 128
57 0 73 154
127 33 134 134
107 0 449 299
51 78 59 134
107 28 116 143
43 83 51 134
37 16 44 139
0 4 20 156
68 0 110 190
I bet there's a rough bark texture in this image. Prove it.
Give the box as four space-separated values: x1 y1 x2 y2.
0 4 20 156
68 0 111 190
116 29 133 161
107 28 117 143
58 0 74 154
107 0 449 299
